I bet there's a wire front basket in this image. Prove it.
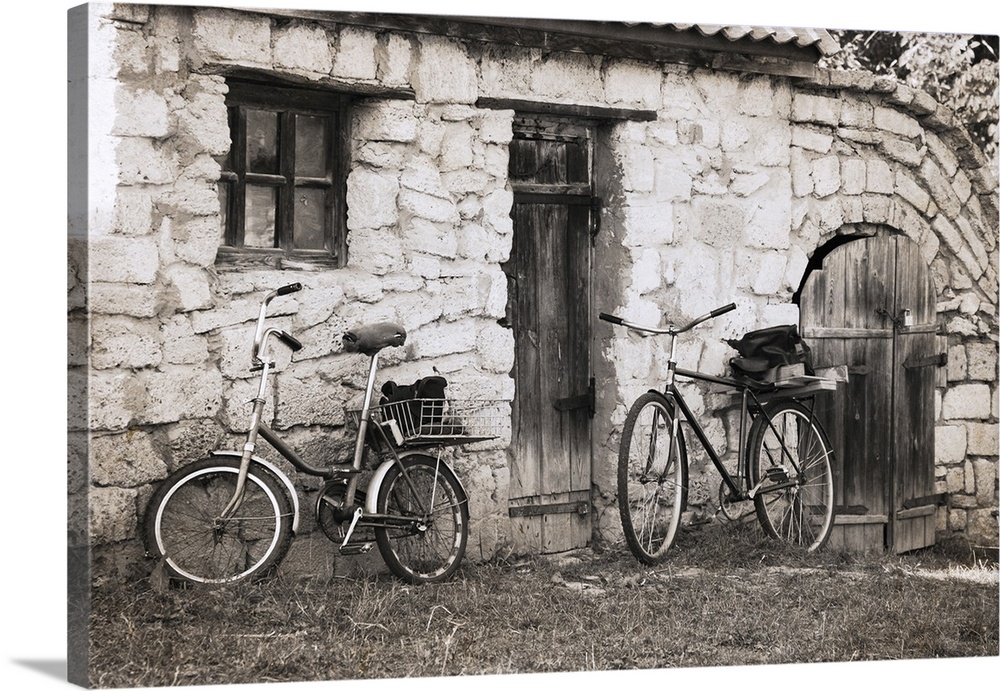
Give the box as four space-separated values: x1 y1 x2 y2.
347 398 506 448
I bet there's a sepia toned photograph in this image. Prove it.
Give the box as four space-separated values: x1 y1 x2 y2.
54 1 998 689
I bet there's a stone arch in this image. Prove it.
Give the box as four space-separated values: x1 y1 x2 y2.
785 73 998 546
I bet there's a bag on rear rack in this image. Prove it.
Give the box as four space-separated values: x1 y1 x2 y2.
726 324 813 383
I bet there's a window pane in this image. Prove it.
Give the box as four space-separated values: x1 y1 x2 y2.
218 183 229 233
246 109 279 174
245 185 277 248
295 115 328 177
293 187 327 250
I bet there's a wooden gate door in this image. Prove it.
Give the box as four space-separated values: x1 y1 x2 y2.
800 234 939 554
503 115 595 553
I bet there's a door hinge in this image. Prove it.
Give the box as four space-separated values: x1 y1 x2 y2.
589 197 602 245
553 377 595 417
901 493 947 509
903 353 948 370
509 501 590 518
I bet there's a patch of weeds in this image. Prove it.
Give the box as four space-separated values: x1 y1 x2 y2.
87 529 999 688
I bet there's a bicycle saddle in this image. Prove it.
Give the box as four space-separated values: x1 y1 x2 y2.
343 322 407 356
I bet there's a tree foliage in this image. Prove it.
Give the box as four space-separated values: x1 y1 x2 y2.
821 31 998 163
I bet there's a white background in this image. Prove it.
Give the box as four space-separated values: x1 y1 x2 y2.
4 1 996 689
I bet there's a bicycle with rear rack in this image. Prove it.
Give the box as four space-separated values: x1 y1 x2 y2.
143 283 502 585
599 303 837 564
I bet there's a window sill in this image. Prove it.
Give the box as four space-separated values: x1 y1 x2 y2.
215 247 343 271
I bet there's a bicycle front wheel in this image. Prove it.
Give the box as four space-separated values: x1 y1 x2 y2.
374 454 469 584
748 400 835 551
618 392 688 564
143 457 295 584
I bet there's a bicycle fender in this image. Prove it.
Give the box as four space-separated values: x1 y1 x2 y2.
210 450 301 534
365 451 466 514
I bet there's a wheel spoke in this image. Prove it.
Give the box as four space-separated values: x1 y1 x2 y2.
146 461 293 584
618 394 686 563
750 402 834 551
375 456 468 583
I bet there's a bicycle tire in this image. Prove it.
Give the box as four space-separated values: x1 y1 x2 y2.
617 392 688 564
374 454 469 583
143 457 295 584
747 400 835 551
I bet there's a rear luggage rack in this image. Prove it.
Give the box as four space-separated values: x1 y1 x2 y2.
347 399 505 447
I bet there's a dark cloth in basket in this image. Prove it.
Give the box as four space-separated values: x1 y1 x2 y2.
380 376 465 438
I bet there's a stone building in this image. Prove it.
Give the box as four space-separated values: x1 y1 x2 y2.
69 4 998 581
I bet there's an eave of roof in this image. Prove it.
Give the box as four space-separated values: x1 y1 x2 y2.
667 23 841 57
243 9 841 69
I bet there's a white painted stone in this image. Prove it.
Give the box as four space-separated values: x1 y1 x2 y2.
354 100 418 142
192 8 271 66
752 252 789 295
936 424 968 463
91 431 168 488
967 422 999 457
943 384 994 420
412 36 477 104
90 486 138 544
377 32 413 86
631 248 662 293
139 368 224 425
273 22 333 75
347 169 400 230
114 88 171 138
812 155 841 198
412 320 477 358
90 236 159 284
91 315 162 369
604 58 661 109
116 137 175 185
332 26 378 80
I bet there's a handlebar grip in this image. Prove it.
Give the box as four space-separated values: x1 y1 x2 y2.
711 303 737 318
276 283 302 296
599 312 624 326
277 330 303 352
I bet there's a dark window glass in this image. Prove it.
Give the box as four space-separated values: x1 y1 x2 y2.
218 81 348 266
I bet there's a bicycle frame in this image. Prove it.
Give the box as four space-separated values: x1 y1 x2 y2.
220 283 461 546
660 370 804 502
602 304 813 503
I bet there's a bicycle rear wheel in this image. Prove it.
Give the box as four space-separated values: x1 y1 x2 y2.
747 400 835 551
374 454 469 584
617 392 688 564
143 457 294 584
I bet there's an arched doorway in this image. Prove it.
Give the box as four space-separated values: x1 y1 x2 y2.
799 233 945 554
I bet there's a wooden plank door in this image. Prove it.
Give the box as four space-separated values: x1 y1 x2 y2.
800 234 939 554
801 236 895 552
890 238 939 553
504 115 594 554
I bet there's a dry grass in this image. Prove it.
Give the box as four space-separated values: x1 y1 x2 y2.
87 523 998 688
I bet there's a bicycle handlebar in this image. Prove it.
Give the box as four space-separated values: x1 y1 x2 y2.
600 302 736 335
252 284 305 364
276 282 302 296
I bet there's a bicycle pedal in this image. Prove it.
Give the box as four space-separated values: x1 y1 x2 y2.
765 466 790 482
339 542 374 555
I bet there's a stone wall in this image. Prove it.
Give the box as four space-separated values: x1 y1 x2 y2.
591 65 998 545
76 4 519 579
73 4 998 581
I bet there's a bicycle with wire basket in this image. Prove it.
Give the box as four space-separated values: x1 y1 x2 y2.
143 283 503 585
600 303 837 564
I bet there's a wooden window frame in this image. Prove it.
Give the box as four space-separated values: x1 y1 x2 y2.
216 80 351 269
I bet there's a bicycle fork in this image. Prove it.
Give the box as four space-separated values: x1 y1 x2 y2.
220 361 273 521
